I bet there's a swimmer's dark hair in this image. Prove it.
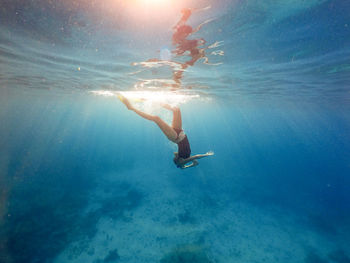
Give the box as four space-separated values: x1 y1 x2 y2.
173 152 181 168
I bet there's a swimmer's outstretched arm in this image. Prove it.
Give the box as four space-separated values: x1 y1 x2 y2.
179 151 214 169
188 151 214 161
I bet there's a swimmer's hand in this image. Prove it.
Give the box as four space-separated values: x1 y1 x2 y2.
206 151 214 156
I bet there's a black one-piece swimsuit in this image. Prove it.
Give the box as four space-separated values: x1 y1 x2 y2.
174 128 191 159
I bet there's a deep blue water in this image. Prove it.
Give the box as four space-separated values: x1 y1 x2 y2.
1 0 350 262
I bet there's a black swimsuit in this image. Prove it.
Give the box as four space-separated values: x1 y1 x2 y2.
174 128 191 159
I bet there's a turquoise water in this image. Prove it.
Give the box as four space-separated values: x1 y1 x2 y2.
1 0 350 262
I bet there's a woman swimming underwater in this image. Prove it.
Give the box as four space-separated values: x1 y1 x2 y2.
118 94 213 169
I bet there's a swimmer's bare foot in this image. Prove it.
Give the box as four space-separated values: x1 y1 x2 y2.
117 94 133 110
160 103 177 111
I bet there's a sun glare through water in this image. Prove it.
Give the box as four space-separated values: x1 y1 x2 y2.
101 0 185 28
141 0 169 4
90 90 200 107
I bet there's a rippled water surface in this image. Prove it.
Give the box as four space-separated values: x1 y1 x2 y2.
1 0 349 100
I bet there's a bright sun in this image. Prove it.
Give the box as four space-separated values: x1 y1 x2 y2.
103 0 184 28
136 0 172 6
143 0 169 3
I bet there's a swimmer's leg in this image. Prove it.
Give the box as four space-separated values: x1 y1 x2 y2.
140 110 178 141
160 104 182 130
120 95 178 141
171 107 182 130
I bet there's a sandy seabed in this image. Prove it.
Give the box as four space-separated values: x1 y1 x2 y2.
53 167 349 263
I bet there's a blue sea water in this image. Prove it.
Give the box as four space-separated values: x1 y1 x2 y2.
0 0 350 262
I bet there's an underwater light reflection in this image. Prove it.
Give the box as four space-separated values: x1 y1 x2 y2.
90 90 200 106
